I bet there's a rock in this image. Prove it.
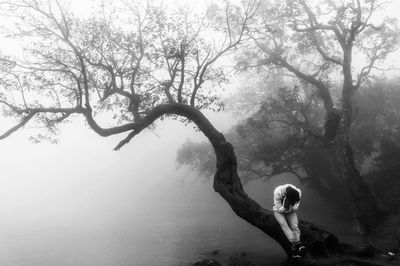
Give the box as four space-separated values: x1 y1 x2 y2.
228 255 254 266
352 245 376 257
286 258 318 266
211 249 220 255
193 258 221 266
397 231 400 247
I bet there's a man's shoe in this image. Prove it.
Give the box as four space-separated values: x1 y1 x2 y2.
298 245 306 257
291 243 299 258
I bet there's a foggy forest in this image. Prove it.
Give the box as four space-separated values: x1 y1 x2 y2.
0 0 400 265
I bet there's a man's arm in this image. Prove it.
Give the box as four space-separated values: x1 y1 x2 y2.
291 201 300 211
274 188 287 213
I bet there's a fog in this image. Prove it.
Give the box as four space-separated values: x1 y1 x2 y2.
0 111 261 265
2 0 398 265
0 109 352 265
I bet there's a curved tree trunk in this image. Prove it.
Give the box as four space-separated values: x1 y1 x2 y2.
149 103 342 258
211 133 340 257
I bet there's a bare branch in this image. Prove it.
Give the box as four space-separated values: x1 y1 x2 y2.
276 57 334 111
0 113 35 140
190 0 259 107
309 33 342 65
177 42 185 103
297 0 346 49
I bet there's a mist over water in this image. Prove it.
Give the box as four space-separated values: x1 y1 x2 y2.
0 176 285 266
0 112 353 266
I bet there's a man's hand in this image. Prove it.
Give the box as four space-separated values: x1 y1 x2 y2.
282 196 291 210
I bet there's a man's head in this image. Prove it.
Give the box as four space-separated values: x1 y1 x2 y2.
285 186 300 205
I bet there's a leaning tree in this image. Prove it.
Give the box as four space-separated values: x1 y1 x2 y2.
237 0 400 234
0 0 376 260
177 83 353 215
177 76 400 227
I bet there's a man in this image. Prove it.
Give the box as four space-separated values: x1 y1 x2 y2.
273 184 306 258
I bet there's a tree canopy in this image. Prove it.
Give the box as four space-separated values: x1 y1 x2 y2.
179 0 400 233
177 77 400 214
0 0 258 147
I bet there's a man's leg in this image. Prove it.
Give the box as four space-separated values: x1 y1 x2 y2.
286 211 306 256
286 211 300 242
273 211 295 242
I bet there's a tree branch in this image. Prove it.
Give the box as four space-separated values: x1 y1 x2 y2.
0 113 35 140
309 33 342 65
297 0 346 49
276 57 334 111
190 0 259 107
113 103 225 150
0 106 86 139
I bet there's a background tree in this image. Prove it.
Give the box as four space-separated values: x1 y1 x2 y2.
177 76 400 228
0 0 342 260
178 83 349 208
237 0 400 233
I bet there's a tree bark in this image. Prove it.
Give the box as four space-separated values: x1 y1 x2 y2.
211 134 340 258
325 48 387 233
151 103 342 258
302 152 351 213
328 120 386 234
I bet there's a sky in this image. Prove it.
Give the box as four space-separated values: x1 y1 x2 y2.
0 0 400 265
0 111 234 220
0 0 235 228
0 109 237 265
0 1 237 259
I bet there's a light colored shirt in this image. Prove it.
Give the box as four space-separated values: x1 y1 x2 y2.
273 184 301 213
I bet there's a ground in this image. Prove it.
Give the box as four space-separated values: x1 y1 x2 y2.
190 213 400 266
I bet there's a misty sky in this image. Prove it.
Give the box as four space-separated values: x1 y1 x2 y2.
0 1 239 264
0 109 239 265
0 110 235 221
0 0 230 227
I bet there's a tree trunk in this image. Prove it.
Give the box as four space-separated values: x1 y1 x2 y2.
323 46 387 233
328 119 385 234
302 145 351 212
155 103 342 258
211 137 340 257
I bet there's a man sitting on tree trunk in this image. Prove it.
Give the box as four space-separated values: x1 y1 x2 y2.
273 184 306 258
